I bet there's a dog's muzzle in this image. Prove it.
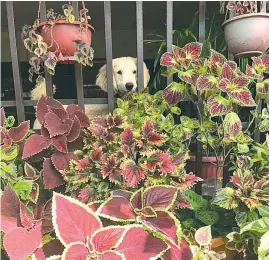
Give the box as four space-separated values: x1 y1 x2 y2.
125 82 134 91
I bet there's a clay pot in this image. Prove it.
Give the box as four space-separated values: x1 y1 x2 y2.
38 20 94 63
222 13 269 58
186 156 223 180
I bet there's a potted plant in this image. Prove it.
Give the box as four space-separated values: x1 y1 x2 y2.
160 42 269 193
220 1 269 58
21 3 94 83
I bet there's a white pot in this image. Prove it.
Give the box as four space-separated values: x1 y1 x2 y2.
223 13 269 58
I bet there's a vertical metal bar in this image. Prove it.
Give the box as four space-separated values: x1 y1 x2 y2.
104 1 114 112
195 1 206 194
136 1 144 91
40 1 53 97
166 1 173 86
6 1 25 123
72 1 85 110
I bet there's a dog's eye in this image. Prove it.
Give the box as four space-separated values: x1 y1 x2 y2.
133 70 136 74
117 70 122 75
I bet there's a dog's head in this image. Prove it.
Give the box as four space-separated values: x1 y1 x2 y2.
96 57 150 95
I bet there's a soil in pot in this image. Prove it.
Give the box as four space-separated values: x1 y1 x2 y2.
39 20 94 63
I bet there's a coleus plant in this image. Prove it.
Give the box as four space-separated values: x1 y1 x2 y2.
0 108 40 203
21 4 94 83
22 96 90 190
189 226 226 260
49 191 192 260
65 114 201 203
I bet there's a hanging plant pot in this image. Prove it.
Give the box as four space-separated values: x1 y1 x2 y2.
38 20 95 63
222 13 269 58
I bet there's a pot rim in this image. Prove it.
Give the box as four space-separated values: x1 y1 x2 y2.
189 155 223 162
222 12 269 27
38 20 95 33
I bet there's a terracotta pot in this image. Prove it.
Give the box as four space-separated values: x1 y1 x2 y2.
38 20 94 63
211 237 237 260
222 13 269 58
186 156 223 180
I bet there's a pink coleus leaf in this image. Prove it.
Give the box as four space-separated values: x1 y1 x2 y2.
33 247 46 260
44 112 71 138
66 116 81 142
36 96 64 124
115 225 168 260
246 64 264 80
130 189 143 210
228 88 256 107
62 242 89 260
196 75 218 91
178 69 199 85
51 135 68 153
195 225 212 246
122 160 145 187
223 112 242 136
20 203 35 229
113 190 133 200
66 104 83 117
163 82 185 105
210 49 227 75
146 153 175 174
183 42 203 61
43 158 64 189
141 211 180 245
24 162 36 178
8 120 30 142
207 95 232 117
52 192 102 246
91 226 127 253
98 196 136 221
140 206 157 217
257 79 269 96
178 173 202 190
160 52 177 68
1 185 21 232
162 239 192 260
3 222 42 260
22 134 51 159
143 186 177 211
174 192 192 209
98 251 125 260
1 107 6 127
220 63 235 81
121 127 135 147
51 151 78 172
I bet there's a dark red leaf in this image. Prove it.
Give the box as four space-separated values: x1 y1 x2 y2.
8 121 30 142
99 196 136 221
162 239 192 260
51 151 78 172
122 160 145 188
47 106 68 121
36 96 63 124
51 135 68 153
42 158 64 189
66 116 81 142
160 52 176 67
66 104 83 118
178 173 202 190
1 185 21 232
20 203 35 229
130 189 143 210
44 112 71 138
71 110 90 128
22 134 51 159
67 135 84 152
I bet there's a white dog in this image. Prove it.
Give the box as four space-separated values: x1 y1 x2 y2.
32 57 150 129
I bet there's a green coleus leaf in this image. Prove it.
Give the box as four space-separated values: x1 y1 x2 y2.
182 190 208 211
258 206 269 217
180 116 200 129
240 217 269 234
259 119 269 133
12 179 33 201
212 187 239 210
170 106 181 115
258 231 269 259
195 210 219 226
1 146 18 161
237 143 249 154
0 162 17 178
5 116 15 128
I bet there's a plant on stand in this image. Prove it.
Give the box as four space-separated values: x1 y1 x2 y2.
21 2 94 83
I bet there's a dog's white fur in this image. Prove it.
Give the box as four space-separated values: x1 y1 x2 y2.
32 57 150 129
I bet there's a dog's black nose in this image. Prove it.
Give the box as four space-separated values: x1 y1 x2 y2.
125 83 134 91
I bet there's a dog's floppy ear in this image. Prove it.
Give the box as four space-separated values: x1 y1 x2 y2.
30 81 56 100
96 64 108 92
143 62 150 88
